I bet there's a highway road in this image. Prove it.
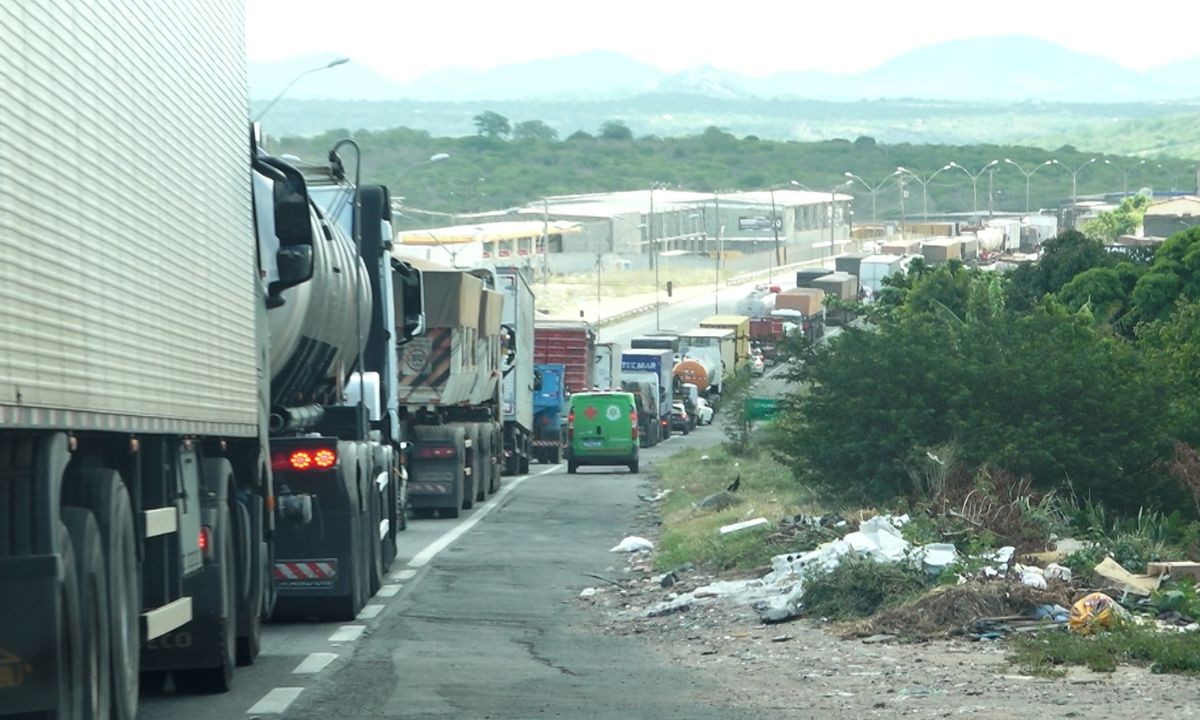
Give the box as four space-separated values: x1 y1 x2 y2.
137 429 731 720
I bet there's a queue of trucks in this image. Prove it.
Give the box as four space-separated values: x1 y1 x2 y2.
0 3 552 717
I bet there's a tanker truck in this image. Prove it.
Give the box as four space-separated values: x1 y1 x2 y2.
268 148 421 623
0 2 430 713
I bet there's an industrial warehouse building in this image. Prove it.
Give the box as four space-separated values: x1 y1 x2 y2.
394 188 852 275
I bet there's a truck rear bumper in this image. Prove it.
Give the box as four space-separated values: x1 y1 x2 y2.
0 554 65 715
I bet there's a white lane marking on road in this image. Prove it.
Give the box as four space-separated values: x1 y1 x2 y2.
292 653 338 675
328 625 366 643
391 568 416 581
247 687 304 714
376 583 402 597
407 469 546 568
356 604 384 620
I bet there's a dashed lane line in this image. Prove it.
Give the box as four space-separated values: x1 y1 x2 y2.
356 604 384 620
327 625 366 643
292 653 338 675
376 584 402 597
247 687 304 715
390 568 416 581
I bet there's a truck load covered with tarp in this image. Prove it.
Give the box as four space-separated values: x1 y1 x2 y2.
594 342 624 390
699 314 751 369
396 266 483 406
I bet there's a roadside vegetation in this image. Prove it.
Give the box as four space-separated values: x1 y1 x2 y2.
647 225 1200 674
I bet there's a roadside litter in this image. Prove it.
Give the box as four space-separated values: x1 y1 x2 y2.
610 536 654 553
1069 592 1129 635
720 517 769 535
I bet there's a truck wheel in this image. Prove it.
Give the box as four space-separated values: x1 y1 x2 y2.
629 461 639 474
567 460 578 474
62 469 138 720
519 437 530 474
62 508 110 720
236 538 265 667
56 520 85 720
475 430 490 502
173 508 236 693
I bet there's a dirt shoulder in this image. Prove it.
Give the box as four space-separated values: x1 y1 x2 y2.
577 499 1193 720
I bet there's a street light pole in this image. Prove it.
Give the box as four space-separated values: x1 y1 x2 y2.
253 57 349 123
768 188 780 283
713 192 722 313
946 161 999 221
897 164 954 223
1003 158 1056 214
1060 158 1098 206
844 170 903 236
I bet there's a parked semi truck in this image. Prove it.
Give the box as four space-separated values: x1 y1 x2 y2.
496 267 535 475
0 3 427 715
621 350 675 444
532 364 568 462
393 262 504 519
534 321 596 395
593 342 624 390
269 149 421 624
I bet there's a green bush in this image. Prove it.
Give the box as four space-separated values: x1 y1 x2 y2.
802 556 929 620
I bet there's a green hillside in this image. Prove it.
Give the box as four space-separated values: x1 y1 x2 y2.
1029 112 1200 160
270 122 1197 224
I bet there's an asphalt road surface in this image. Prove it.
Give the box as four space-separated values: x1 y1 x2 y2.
137 427 730 720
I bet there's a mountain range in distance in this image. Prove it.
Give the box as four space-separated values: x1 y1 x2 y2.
249 35 1200 104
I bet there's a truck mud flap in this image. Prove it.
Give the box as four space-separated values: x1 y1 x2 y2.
0 555 62 715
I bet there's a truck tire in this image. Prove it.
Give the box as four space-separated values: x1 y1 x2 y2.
459 424 477 511
629 461 639 474
173 508 236 694
62 469 138 720
567 460 577 474
56 520 85 720
233 500 262 667
519 436 530 475
62 508 110 720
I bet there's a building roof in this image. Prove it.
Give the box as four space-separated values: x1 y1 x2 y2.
395 220 582 245
1145 196 1200 217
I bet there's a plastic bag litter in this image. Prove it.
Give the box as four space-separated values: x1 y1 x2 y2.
1033 604 1070 623
1069 592 1129 635
1021 568 1048 589
609 536 654 553
1045 563 1073 582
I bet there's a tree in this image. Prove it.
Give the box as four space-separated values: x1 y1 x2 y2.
565 130 594 141
473 111 511 139
598 120 633 141
775 276 1176 512
1139 300 1200 445
1082 194 1151 244
512 119 558 142
1131 227 1200 322
1006 230 1112 312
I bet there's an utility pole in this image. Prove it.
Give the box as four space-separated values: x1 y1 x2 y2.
987 169 994 217
650 185 660 330
713 192 721 314
769 189 779 283
541 197 549 286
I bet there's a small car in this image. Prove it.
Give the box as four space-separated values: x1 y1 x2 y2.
669 401 691 435
752 355 765 376
694 397 714 425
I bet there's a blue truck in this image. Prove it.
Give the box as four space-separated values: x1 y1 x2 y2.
532 364 568 463
621 349 675 445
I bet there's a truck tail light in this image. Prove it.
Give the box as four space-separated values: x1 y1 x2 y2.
631 409 638 440
415 446 456 460
272 447 339 472
660 417 668 427
199 525 213 563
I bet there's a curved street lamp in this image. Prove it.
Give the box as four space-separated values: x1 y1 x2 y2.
1002 158 1056 214
945 161 999 220
843 169 904 229
897 165 955 222
253 57 349 123
1054 158 1100 206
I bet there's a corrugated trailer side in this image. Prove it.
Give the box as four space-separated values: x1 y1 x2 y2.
0 1 258 435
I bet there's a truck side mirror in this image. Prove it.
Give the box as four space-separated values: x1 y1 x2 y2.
275 245 314 288
255 154 315 299
533 368 543 392
392 260 425 342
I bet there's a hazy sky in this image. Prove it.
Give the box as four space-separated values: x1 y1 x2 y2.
247 0 1198 79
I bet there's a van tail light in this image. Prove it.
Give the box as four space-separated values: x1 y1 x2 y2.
630 409 638 440
272 447 338 472
567 409 575 431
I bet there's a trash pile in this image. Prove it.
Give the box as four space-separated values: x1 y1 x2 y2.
600 518 1200 642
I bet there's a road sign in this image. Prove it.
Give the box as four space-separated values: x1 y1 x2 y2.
744 397 778 421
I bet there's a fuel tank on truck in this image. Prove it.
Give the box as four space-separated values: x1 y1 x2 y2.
264 171 371 409
673 355 717 393
393 259 483 407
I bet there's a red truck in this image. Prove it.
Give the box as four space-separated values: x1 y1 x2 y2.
534 321 597 395
749 317 786 361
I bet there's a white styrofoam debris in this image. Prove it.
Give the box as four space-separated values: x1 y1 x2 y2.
719 517 769 535
609 536 654 553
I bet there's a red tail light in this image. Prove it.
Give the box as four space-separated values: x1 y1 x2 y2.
415 446 456 460
272 447 338 472
630 409 638 440
567 409 575 430
660 418 668 427
198 525 213 563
